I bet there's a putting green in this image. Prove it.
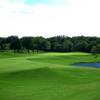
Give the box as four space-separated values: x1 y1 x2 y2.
0 52 100 100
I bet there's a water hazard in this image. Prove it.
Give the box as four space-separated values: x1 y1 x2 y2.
73 62 100 68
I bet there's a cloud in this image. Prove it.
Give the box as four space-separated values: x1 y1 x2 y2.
9 0 68 5
0 0 100 37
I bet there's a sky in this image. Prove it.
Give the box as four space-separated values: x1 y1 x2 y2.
0 0 100 37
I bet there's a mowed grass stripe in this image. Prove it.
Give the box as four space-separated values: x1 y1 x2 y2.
0 52 100 100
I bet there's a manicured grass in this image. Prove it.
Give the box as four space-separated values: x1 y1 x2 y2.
0 52 100 100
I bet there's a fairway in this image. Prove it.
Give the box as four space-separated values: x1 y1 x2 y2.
0 52 100 100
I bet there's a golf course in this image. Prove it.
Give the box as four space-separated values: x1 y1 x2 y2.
0 0 100 99
0 52 100 100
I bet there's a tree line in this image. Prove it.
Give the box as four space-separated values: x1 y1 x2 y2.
0 35 100 54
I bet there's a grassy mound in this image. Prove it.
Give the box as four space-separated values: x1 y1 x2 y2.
0 52 100 100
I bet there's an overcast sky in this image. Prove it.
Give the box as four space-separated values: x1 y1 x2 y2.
0 0 100 37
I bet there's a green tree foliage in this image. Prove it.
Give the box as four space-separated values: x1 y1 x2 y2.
0 38 4 50
75 41 88 52
43 40 51 51
91 44 100 58
72 36 89 52
7 36 21 52
0 35 100 53
33 37 46 50
62 40 73 52
21 37 33 53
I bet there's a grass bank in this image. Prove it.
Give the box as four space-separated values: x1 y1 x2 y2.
0 52 100 100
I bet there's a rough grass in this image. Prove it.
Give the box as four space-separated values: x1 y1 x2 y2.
0 52 100 100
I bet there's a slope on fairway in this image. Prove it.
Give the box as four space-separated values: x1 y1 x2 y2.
0 52 100 100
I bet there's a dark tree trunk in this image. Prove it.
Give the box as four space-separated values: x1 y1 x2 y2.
27 49 30 53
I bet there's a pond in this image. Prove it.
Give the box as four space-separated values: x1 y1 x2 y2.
73 62 100 68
